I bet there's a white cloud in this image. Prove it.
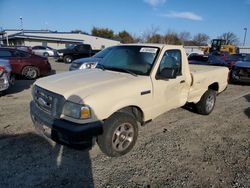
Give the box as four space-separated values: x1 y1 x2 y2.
144 0 166 7
162 11 203 21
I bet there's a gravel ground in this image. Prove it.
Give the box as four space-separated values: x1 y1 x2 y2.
0 59 249 188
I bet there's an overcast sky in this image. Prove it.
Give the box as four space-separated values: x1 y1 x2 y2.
0 0 249 45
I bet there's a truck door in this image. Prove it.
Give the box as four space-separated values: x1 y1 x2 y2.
151 49 189 115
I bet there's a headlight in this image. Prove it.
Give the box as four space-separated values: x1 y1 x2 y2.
63 101 91 119
58 52 63 56
79 62 97 70
0 66 5 77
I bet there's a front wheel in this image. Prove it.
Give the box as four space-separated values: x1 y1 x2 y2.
63 55 73 63
97 112 138 157
195 89 216 115
9 74 15 85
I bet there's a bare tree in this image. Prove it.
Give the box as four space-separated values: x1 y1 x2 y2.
218 32 239 45
163 30 181 45
141 25 160 43
178 31 191 45
193 33 210 46
148 34 162 43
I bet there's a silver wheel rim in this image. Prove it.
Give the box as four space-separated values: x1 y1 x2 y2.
206 94 214 112
112 123 134 152
24 67 37 79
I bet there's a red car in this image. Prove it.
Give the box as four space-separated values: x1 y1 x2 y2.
0 47 51 79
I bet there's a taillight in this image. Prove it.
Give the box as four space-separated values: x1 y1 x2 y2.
0 66 5 77
44 59 50 65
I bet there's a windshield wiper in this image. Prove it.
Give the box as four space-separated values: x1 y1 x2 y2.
107 67 138 77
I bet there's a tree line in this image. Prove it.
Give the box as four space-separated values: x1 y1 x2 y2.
71 26 240 46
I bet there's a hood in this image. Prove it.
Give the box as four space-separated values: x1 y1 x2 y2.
34 69 134 102
235 61 250 68
73 57 101 64
57 48 72 53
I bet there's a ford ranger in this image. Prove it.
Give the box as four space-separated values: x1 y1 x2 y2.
30 44 229 157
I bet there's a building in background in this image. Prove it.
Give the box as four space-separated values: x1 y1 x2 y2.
0 29 120 50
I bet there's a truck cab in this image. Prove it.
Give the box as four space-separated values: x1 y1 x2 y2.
57 44 95 63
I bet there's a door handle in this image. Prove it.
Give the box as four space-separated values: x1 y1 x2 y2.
180 80 185 83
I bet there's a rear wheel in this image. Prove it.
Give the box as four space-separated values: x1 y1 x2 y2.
21 66 39 79
97 112 138 157
43 52 49 57
63 55 73 63
195 89 216 115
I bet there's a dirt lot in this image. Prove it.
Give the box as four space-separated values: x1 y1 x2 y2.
0 59 249 188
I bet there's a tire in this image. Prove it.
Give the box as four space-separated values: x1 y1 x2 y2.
63 55 73 63
97 112 138 157
195 89 216 115
21 66 39 79
9 74 15 85
43 52 49 57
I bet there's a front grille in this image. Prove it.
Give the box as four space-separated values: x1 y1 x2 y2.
234 67 250 77
33 85 65 118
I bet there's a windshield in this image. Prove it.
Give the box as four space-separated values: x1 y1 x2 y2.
66 44 78 49
93 47 113 58
96 46 159 76
243 54 250 62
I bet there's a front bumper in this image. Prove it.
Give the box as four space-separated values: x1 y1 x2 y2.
30 101 103 147
231 69 250 83
0 73 10 92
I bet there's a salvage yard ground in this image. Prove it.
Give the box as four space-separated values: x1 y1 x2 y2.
0 58 249 187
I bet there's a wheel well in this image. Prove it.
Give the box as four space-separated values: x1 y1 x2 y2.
117 106 144 124
208 82 219 92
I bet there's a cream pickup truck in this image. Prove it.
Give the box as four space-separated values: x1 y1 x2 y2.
30 44 228 157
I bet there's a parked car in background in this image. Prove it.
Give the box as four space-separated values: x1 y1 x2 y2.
57 44 100 63
230 54 250 83
188 54 227 67
69 46 114 71
6 46 33 53
0 59 14 93
187 52 203 58
32 46 58 57
0 48 51 79
225 53 249 69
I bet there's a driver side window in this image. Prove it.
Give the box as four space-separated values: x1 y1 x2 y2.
157 49 182 75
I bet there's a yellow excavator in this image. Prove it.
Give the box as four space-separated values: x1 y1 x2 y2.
202 39 238 55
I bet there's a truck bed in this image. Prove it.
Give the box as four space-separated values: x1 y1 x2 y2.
190 64 227 73
188 64 229 103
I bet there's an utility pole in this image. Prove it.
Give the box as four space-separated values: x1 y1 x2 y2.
243 28 247 46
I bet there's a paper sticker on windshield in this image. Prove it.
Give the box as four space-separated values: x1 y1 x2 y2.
140 47 157 53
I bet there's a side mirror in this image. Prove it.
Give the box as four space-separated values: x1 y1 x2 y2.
157 68 177 79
